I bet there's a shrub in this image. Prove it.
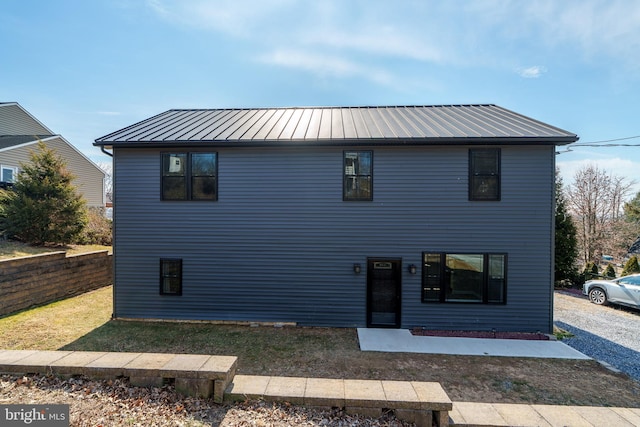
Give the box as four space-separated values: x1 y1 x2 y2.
603 263 616 278
0 141 87 245
580 262 599 282
78 207 112 245
621 256 640 276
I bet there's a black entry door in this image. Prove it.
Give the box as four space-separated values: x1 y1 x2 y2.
367 258 401 328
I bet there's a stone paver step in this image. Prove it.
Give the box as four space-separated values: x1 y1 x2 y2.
450 402 640 427
225 374 451 427
0 349 237 403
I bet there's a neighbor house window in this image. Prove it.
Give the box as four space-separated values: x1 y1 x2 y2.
160 258 182 295
469 149 500 201
162 152 217 200
1 166 17 183
422 253 506 303
344 151 372 201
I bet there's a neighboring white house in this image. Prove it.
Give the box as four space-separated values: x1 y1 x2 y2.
0 102 105 207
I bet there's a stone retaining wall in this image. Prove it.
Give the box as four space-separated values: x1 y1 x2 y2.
0 250 112 316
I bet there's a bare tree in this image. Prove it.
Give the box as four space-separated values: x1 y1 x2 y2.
566 165 634 265
96 161 113 202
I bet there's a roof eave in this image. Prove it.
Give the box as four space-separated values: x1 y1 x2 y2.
94 135 578 149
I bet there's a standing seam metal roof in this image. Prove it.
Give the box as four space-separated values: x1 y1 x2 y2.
94 105 578 146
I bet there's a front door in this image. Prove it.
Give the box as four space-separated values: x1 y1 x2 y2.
367 258 401 328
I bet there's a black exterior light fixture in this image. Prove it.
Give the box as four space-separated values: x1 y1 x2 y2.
408 264 417 274
353 263 361 274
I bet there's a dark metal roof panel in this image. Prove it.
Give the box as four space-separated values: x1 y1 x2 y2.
95 105 578 146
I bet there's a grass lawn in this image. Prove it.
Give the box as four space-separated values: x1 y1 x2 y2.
1 286 639 407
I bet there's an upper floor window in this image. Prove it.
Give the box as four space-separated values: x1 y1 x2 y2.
469 149 500 201
162 153 217 201
422 252 506 304
1 166 17 183
344 151 372 201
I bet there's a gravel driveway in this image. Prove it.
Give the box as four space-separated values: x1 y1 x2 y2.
554 290 640 381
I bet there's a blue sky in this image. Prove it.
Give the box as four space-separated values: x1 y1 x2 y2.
2 0 639 193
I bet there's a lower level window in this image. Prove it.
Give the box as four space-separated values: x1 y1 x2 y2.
160 258 182 295
422 253 506 303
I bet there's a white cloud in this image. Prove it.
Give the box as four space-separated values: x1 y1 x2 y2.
517 66 547 78
258 49 394 86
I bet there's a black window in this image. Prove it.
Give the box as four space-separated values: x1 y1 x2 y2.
344 151 372 201
422 253 506 303
162 152 217 200
160 258 182 295
469 148 500 201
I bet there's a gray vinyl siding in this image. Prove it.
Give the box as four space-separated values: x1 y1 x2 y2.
0 138 105 207
0 104 51 135
113 144 555 332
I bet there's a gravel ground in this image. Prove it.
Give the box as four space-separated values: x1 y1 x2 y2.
0 374 413 427
554 290 640 381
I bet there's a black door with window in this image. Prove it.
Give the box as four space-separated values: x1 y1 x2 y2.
367 258 401 328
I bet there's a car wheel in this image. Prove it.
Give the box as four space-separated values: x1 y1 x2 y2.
588 288 607 305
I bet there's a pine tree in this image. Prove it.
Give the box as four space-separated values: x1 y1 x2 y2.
554 170 579 283
0 141 87 245
603 263 616 278
621 256 640 276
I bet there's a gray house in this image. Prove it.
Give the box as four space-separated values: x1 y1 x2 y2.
0 102 105 207
95 105 577 332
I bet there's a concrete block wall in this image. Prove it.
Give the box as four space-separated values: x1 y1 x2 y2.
0 250 112 316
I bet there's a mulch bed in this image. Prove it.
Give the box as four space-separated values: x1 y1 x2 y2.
411 329 550 340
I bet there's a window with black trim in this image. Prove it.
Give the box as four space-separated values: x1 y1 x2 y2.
160 258 182 295
469 148 500 201
162 152 217 200
344 151 372 201
422 253 506 303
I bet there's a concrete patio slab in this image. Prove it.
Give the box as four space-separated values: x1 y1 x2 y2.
358 328 591 359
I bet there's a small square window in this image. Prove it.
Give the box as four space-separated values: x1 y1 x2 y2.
469 149 500 201
160 258 182 295
1 166 17 183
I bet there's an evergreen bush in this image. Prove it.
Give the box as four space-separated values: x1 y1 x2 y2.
603 263 616 278
0 141 87 245
621 256 640 276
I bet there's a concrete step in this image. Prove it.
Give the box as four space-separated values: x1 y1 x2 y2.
225 374 452 427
